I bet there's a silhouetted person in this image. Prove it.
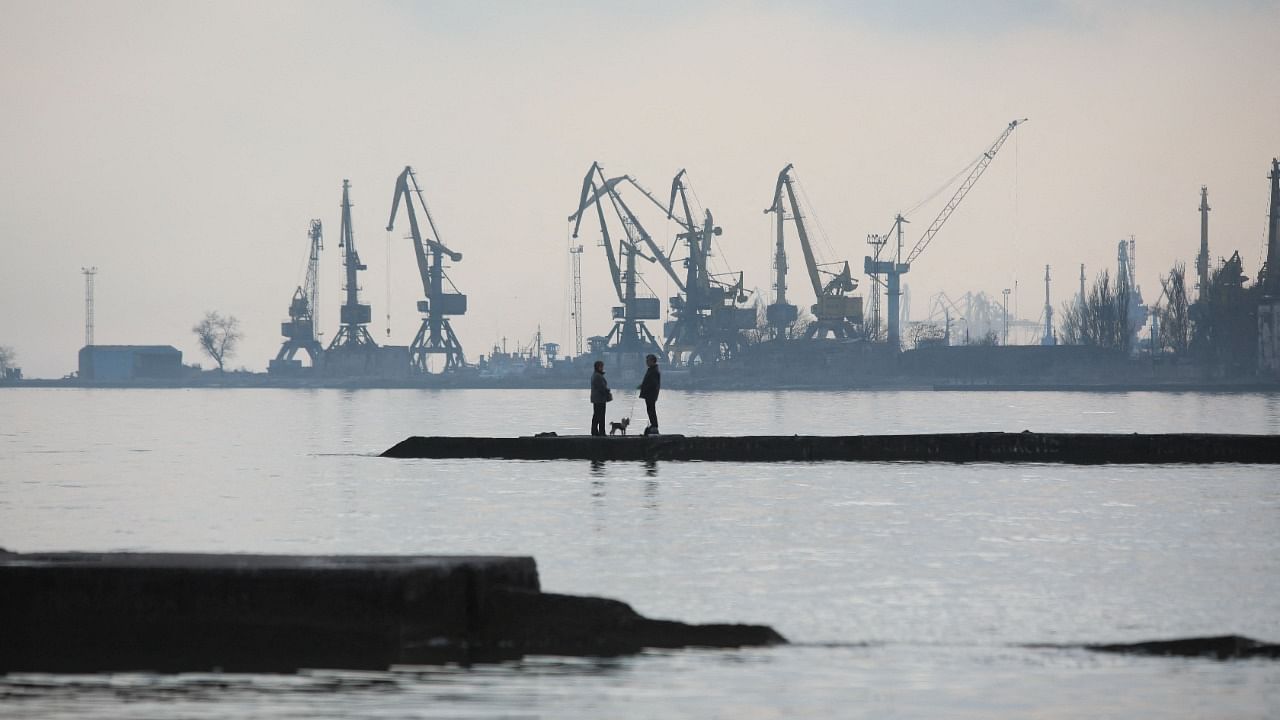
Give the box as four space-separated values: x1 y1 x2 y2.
590 360 610 436
638 353 660 434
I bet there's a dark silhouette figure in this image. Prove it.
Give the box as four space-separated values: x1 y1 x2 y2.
590 361 610 436
638 353 661 434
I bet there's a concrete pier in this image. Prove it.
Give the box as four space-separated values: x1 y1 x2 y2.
0 551 784 673
381 432 1280 464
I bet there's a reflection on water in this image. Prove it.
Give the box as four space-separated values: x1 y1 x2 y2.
1 388 1278 718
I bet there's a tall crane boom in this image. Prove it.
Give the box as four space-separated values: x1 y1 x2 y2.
328 179 377 350
305 219 323 338
905 118 1025 265
765 164 860 340
768 164 826 299
567 162 664 360
272 219 326 371
866 118 1025 350
387 165 467 373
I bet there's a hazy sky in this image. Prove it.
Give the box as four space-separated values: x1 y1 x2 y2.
2 0 1277 376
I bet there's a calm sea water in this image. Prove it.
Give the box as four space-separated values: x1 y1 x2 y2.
2 388 1279 718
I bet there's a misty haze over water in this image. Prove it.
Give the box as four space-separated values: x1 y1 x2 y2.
3 388 1278 717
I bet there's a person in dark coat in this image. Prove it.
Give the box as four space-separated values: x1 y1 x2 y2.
638 353 661 434
590 360 610 436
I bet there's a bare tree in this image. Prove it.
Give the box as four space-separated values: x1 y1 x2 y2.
0 346 14 374
972 330 1000 346
906 321 946 349
1156 262 1191 355
193 311 242 372
1059 269 1129 352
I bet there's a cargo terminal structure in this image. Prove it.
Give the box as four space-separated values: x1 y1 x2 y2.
235 140 1278 388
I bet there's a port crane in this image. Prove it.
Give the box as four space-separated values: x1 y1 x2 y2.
625 170 754 364
866 118 1025 351
272 219 325 369
764 164 861 340
387 165 468 373
328 179 377 350
568 162 665 360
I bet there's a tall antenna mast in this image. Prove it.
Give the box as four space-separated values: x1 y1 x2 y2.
81 266 97 347
1041 264 1055 346
1197 186 1210 295
569 244 584 356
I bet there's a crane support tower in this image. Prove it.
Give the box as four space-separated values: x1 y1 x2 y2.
764 164 861 340
866 118 1026 351
81 266 97 348
328 180 377 350
1118 236 1148 353
568 162 665 361
271 219 325 370
569 245 584 357
387 166 468 373
624 170 754 364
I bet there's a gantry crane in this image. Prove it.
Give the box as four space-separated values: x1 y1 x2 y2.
764 164 861 340
568 162 665 359
866 118 1025 351
625 170 754 364
387 165 467 372
271 219 324 369
328 179 377 350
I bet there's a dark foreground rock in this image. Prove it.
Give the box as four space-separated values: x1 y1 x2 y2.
0 551 784 673
1085 635 1280 660
381 432 1280 464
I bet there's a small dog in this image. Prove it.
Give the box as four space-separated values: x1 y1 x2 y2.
609 417 631 435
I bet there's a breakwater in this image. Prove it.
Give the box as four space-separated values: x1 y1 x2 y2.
0 551 784 673
381 432 1280 463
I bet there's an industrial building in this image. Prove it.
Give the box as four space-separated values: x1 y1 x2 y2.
78 346 183 382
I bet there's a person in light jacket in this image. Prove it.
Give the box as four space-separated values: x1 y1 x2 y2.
590 360 610 436
638 353 660 434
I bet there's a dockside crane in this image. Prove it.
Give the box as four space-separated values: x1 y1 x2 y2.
866 118 1025 351
764 164 861 340
387 165 467 373
328 179 377 350
627 170 754 364
271 219 325 369
568 162 665 360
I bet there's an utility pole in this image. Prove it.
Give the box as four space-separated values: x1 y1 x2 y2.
1002 287 1011 345
1041 264 1055 346
1197 186 1210 296
569 245 584 357
81 267 97 347
1079 264 1086 310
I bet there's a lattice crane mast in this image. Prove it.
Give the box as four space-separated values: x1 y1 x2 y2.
625 170 753 363
272 219 325 369
387 165 467 372
329 179 377 350
765 164 861 340
568 162 665 359
866 118 1025 351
